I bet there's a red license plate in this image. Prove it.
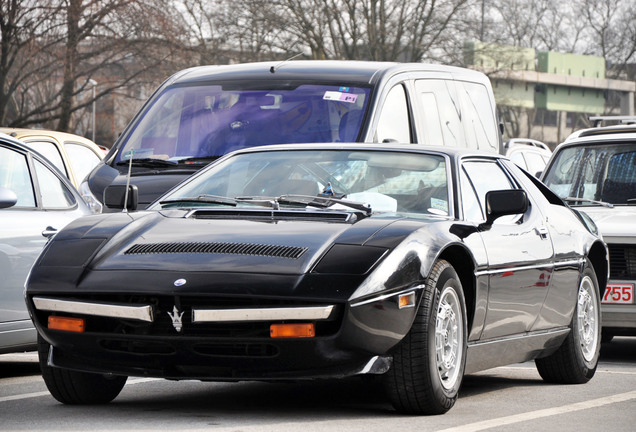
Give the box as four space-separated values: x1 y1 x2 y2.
602 283 635 304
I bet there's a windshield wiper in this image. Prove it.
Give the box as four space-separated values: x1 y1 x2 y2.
160 194 238 206
277 194 372 215
116 158 178 168
563 196 614 208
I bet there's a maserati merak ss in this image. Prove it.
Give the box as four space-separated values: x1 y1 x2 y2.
26 143 608 414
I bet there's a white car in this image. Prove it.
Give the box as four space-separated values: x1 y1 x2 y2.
541 124 636 342
504 138 552 177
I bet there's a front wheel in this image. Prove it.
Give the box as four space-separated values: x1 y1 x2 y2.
535 260 601 383
384 259 467 415
37 335 127 404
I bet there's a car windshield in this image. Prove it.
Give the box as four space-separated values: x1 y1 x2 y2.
543 142 636 205
155 149 449 216
115 83 371 164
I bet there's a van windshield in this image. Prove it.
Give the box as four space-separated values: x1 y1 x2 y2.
116 83 371 164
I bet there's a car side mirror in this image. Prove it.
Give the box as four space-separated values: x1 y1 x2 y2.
104 184 138 211
0 186 18 209
482 189 528 227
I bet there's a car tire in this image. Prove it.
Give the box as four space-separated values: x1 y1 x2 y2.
37 334 127 404
535 260 601 383
384 259 467 415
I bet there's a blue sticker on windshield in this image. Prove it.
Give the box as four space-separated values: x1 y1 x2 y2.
339 86 350 92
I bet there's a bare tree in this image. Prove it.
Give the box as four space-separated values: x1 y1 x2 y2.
576 0 636 79
0 1 60 126
277 0 471 62
1 0 184 135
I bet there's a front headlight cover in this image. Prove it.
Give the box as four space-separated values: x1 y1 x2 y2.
79 180 103 214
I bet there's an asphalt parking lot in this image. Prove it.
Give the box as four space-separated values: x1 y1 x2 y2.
1 337 634 432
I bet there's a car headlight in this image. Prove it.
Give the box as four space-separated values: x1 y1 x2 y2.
79 180 103 214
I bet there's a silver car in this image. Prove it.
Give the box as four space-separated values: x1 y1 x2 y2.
542 124 636 342
0 133 90 354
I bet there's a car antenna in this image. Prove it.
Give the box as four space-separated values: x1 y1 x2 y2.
123 149 133 213
270 53 303 74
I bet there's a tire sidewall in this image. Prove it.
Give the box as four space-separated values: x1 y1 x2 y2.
573 264 602 373
426 262 468 400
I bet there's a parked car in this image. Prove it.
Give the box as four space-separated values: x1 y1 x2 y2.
542 124 636 342
27 143 606 414
0 133 91 354
80 60 503 213
503 138 551 176
0 128 107 189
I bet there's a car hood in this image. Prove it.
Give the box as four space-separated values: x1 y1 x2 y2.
44 209 432 277
577 206 636 238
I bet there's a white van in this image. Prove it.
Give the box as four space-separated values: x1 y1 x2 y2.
81 61 502 211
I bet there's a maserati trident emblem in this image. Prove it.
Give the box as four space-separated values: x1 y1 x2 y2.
167 306 184 332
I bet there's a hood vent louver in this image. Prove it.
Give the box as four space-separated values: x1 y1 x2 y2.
125 242 308 259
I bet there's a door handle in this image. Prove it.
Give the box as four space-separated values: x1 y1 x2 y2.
42 226 58 239
535 226 549 239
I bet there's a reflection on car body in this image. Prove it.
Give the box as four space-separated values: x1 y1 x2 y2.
26 143 606 414
0 133 91 354
542 124 636 342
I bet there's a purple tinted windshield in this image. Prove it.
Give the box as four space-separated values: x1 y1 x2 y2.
116 84 370 163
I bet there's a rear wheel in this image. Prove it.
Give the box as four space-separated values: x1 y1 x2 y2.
37 335 127 404
384 260 467 415
535 260 601 383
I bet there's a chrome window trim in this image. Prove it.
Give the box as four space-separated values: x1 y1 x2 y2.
32 297 154 322
191 305 334 323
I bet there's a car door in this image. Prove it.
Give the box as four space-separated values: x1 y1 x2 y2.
0 144 86 326
461 158 554 340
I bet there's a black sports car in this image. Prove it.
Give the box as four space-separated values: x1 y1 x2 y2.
25 143 607 415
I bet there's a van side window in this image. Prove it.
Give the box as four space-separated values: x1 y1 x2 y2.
419 93 443 146
414 80 463 148
457 82 498 152
376 84 411 144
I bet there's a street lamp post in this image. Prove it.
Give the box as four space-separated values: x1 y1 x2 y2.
88 79 97 142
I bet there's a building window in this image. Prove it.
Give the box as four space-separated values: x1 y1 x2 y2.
534 109 558 126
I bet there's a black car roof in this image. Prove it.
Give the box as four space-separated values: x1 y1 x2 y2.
168 60 489 86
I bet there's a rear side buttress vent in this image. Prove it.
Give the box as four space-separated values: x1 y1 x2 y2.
125 242 308 259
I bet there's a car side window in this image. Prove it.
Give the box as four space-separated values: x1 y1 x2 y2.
462 160 516 223
0 147 36 208
33 159 76 208
65 142 101 183
375 84 411 144
22 140 68 178
509 151 527 170
524 152 548 176
460 167 483 221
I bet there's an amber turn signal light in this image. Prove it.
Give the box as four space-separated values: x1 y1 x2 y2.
270 323 315 338
48 316 85 333
398 292 415 309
